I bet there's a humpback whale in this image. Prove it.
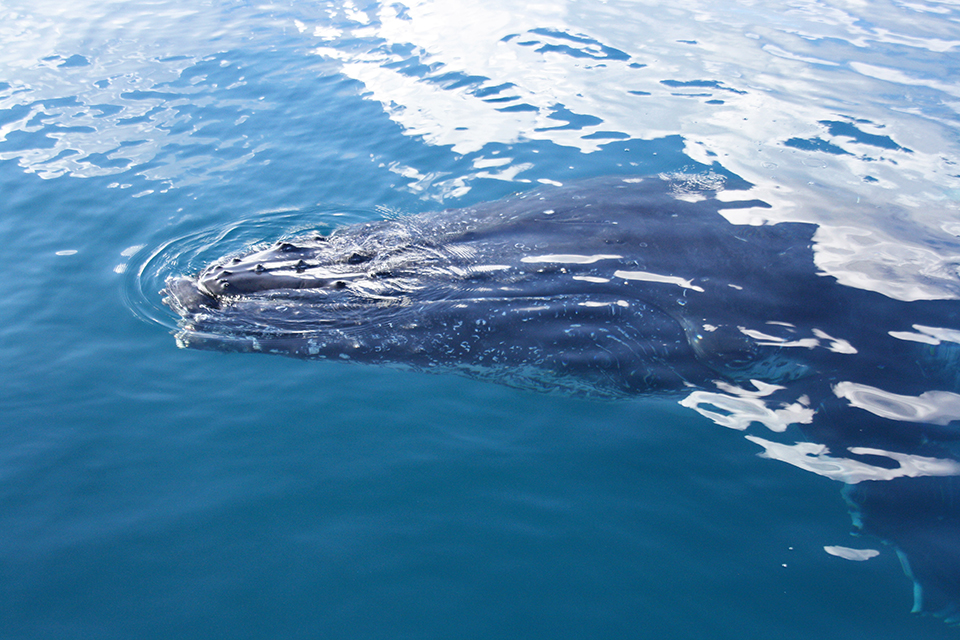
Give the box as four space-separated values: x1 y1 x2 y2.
163 175 960 621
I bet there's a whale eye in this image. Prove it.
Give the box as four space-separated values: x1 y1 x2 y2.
278 242 297 252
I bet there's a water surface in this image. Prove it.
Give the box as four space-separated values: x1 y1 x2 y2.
2 1 960 638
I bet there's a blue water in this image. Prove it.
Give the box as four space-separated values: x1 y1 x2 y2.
3 0 960 638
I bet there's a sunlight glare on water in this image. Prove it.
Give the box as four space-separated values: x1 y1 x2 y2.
2 0 960 638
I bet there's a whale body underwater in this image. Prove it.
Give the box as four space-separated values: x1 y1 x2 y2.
164 175 960 621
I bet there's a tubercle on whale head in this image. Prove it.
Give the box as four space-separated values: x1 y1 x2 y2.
194 237 373 299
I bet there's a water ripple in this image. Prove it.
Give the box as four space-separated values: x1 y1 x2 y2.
122 206 381 330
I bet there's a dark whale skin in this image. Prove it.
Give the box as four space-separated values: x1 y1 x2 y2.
165 176 840 392
163 174 960 621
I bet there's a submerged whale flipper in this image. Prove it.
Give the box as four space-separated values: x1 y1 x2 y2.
162 175 960 620
849 474 960 619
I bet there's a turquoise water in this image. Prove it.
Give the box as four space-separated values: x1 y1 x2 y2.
3 1 960 638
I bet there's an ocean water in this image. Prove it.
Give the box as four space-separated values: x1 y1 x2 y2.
2 0 960 638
